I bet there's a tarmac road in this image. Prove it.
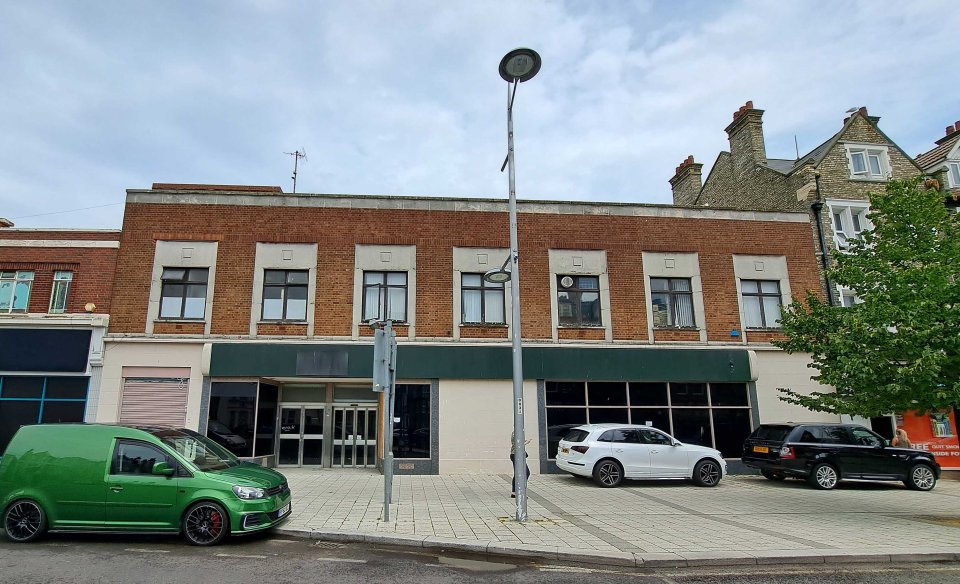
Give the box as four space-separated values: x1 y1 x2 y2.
2 531 960 584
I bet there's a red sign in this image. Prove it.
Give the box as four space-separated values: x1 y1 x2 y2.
898 410 960 470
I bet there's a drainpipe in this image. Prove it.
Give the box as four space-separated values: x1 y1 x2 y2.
810 173 836 306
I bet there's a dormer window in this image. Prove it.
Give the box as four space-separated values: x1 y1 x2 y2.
948 162 960 188
828 201 872 250
844 144 889 180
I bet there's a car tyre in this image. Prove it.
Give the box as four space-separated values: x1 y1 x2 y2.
3 499 47 543
182 501 229 546
905 464 937 491
808 462 839 490
692 459 722 487
592 459 623 488
761 470 786 481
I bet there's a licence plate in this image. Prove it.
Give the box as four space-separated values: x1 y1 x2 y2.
561 447 569 454
753 446 769 453
277 503 291 518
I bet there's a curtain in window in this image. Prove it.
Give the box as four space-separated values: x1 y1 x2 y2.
671 280 694 327
363 285 381 320
387 287 406 321
463 289 482 322
743 296 763 328
484 290 504 323
762 296 782 326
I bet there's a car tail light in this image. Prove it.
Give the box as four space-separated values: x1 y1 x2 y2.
571 445 590 454
779 446 795 459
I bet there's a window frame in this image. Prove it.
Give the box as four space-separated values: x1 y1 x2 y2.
460 273 505 325
845 145 889 180
48 270 73 314
649 277 696 328
159 267 209 320
261 269 309 321
740 279 783 329
828 201 872 250
110 439 174 476
556 274 602 328
0 270 34 314
948 161 960 188
362 271 408 323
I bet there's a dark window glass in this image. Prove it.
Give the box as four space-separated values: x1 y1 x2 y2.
303 408 323 434
670 383 708 406
629 382 668 406
753 425 794 441
821 426 852 445
111 441 170 475
1 376 44 399
160 267 208 319
562 429 590 443
587 382 627 406
0 401 41 452
394 384 430 459
44 377 89 399
672 409 711 446
254 383 278 457
546 408 587 458
588 408 628 424
710 383 748 407
362 271 408 322
797 428 821 443
712 409 752 457
207 382 256 457
598 430 616 442
630 408 670 431
545 382 586 406
851 427 883 447
557 275 602 327
650 277 695 327
40 401 85 424
639 429 673 445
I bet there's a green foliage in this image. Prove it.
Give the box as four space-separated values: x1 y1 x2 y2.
774 178 960 417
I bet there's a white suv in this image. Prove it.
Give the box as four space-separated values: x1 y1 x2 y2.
556 423 726 487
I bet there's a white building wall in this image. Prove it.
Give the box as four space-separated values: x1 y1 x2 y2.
753 349 840 424
438 379 539 474
99 340 207 429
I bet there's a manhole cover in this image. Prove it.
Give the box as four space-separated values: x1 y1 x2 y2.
313 541 345 549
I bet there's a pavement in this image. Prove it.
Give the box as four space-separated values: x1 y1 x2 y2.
275 468 960 568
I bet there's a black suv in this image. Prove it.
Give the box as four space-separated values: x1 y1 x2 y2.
742 423 940 491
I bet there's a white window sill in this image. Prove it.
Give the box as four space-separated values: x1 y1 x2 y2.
460 323 508 328
155 318 206 323
258 320 308 325
847 176 888 183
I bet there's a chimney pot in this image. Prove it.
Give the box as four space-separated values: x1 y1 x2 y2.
858 106 868 117
954 121 960 132
948 126 954 136
745 100 753 109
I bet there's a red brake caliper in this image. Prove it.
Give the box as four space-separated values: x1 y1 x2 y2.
210 510 222 533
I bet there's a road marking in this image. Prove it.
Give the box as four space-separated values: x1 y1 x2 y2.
314 558 368 563
215 553 267 559
124 548 170 554
268 539 299 544
539 567 601 574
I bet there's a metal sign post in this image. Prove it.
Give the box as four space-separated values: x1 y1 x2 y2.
372 320 397 522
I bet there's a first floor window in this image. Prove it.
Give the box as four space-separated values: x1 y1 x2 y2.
829 202 871 249
847 146 888 180
462 273 505 324
650 277 695 327
557 275 601 327
741 280 782 328
0 271 34 313
262 269 308 321
838 286 861 307
545 380 752 458
363 271 407 322
160 268 209 319
49 271 73 313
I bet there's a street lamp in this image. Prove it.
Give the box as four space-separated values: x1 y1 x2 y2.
489 47 540 522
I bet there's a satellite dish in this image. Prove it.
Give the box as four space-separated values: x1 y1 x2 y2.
560 276 574 288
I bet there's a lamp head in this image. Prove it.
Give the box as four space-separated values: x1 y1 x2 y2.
483 267 512 284
499 48 541 83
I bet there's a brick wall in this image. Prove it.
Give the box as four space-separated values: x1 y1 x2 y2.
111 198 823 346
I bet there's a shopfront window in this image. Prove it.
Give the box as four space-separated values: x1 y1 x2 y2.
255 383 278 457
393 384 430 459
545 380 753 458
0 375 87 451
207 382 257 458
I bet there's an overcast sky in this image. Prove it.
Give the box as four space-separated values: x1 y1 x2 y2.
2 1 957 229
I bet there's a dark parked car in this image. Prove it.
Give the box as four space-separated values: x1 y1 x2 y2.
742 423 940 491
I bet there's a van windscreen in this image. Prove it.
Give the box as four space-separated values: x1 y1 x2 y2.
151 429 240 471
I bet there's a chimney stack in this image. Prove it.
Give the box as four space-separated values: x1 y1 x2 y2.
0 218 13 228
724 100 766 172
670 155 704 206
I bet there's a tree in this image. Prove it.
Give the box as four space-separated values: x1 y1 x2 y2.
774 178 960 417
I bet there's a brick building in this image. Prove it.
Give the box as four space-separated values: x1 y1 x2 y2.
916 119 960 212
0 221 119 450
96 183 833 475
671 103 922 307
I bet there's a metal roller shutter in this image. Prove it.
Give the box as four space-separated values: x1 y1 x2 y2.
119 377 188 427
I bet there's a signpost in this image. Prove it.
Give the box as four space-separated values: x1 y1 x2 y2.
372 320 397 521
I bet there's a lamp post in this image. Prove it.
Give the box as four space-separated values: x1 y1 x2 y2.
487 48 541 522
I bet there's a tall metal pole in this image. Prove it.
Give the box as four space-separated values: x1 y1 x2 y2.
507 79 528 522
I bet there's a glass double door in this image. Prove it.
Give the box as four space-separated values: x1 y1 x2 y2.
332 405 378 468
278 405 324 466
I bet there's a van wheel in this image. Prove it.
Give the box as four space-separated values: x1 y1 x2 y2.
593 459 623 487
808 463 839 490
4 499 47 543
182 501 229 546
905 464 937 491
761 470 785 481
693 459 722 487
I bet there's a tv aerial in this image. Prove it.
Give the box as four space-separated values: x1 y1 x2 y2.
284 149 308 193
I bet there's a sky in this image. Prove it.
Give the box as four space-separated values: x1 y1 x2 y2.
1 1 958 229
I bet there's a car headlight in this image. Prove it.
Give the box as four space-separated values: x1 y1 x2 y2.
233 485 266 500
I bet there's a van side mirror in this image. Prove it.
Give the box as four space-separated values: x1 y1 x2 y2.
672 440 682 447
152 461 175 477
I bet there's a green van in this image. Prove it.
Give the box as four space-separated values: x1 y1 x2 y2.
0 424 292 545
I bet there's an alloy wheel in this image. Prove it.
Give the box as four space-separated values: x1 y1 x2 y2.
184 503 226 545
4 501 44 542
813 464 838 489
598 461 621 487
697 461 721 486
911 465 936 490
